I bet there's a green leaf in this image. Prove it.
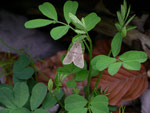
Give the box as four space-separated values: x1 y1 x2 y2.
119 51 148 63
30 83 47 111
14 67 34 80
24 19 54 29
117 11 124 26
27 79 37 93
84 12 101 31
42 88 64 109
126 26 137 31
72 34 86 42
115 23 122 31
13 82 29 107
13 55 30 69
91 69 99 77
63 1 78 24
0 88 16 108
9 108 31 113
0 109 9 113
69 108 88 113
54 73 62 87
90 95 109 113
109 105 117 112
123 0 127 12
125 14 135 26
48 79 53 92
91 56 100 70
13 76 26 84
74 29 86 34
57 63 82 76
111 32 122 57
121 5 126 19
65 94 87 111
92 55 116 71
39 2 57 20
121 26 127 37
69 13 85 30
66 80 76 88
75 70 88 81
125 5 131 21
34 109 49 113
122 61 141 70
50 25 69 40
108 62 122 76
0 84 13 90
13 55 34 80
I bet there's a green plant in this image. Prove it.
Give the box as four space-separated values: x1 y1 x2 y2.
0 0 148 113
119 105 126 113
0 82 64 113
24 0 147 113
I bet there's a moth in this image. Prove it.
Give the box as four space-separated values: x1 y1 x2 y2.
63 41 84 68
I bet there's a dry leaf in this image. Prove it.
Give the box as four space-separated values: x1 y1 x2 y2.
91 65 148 105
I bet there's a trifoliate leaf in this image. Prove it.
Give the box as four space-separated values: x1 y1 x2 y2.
91 55 116 71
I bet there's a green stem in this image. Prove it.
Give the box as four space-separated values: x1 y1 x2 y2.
49 92 64 109
86 33 93 99
87 99 92 113
83 40 90 53
0 38 24 54
92 50 112 94
37 70 49 80
56 21 75 31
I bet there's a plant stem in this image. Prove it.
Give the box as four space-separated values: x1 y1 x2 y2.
56 21 75 31
87 98 92 113
49 92 64 109
0 38 24 54
37 70 49 80
83 40 90 53
86 33 93 99
92 50 112 94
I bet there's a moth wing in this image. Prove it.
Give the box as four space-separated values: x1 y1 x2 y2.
70 42 83 53
72 42 84 68
63 51 73 64
73 53 84 68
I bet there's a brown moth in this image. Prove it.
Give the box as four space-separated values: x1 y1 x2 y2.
63 41 84 68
